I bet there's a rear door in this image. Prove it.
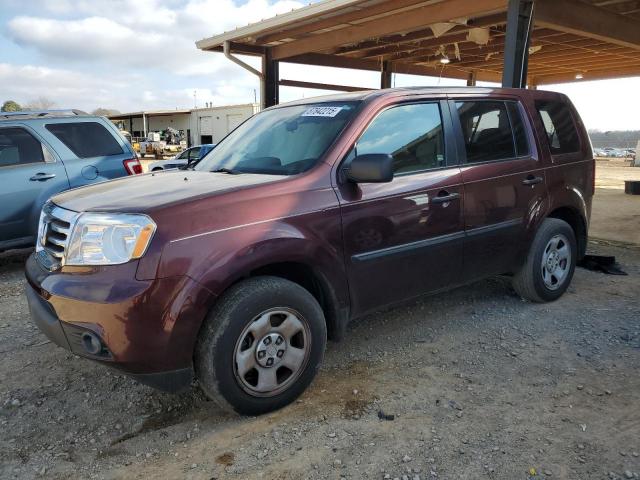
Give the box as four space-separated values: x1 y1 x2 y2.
449 97 547 281
336 100 464 316
42 118 133 187
0 125 70 247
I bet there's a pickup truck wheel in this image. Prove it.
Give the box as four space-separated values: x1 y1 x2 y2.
195 276 326 415
512 218 577 302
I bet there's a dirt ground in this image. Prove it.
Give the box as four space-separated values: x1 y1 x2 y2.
591 160 640 245
1 163 639 480
594 159 638 190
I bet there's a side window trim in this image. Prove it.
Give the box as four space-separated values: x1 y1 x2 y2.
504 100 532 158
448 98 532 166
42 143 57 163
339 99 457 180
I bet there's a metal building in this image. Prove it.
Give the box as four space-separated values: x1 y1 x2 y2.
109 104 259 146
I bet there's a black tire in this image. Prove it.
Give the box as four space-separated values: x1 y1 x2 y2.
152 167 163 172
512 218 577 302
195 276 326 415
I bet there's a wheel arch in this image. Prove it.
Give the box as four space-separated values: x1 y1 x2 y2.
243 261 346 342
547 206 588 259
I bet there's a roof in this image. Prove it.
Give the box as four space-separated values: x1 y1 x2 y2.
197 0 640 85
269 85 563 108
108 109 192 119
109 104 259 120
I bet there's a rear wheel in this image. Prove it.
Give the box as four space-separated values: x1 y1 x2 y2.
195 276 326 415
512 218 577 302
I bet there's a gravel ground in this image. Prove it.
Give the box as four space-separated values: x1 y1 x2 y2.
0 241 639 480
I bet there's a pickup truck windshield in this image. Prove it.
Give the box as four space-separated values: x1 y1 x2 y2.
195 102 360 175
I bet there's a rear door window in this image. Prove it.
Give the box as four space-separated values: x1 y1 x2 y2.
45 122 124 158
535 100 580 154
454 101 529 163
356 102 446 174
0 127 45 167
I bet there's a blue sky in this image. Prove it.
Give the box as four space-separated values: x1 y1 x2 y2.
1 0 639 130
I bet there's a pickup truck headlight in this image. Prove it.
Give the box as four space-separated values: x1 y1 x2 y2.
66 213 156 266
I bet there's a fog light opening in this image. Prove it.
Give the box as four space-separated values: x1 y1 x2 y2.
81 332 103 355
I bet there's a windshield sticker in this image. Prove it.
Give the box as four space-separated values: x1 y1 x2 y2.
301 106 343 118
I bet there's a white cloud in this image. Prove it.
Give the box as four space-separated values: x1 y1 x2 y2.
8 16 168 62
5 0 303 74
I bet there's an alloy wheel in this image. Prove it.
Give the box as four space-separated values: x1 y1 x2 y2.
540 234 571 290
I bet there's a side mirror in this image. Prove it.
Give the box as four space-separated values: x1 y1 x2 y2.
345 153 394 183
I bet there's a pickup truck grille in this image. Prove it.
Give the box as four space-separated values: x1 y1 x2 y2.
36 203 78 270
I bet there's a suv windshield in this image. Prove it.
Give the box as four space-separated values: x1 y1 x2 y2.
195 102 360 175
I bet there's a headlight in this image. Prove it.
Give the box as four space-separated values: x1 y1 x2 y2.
66 213 156 266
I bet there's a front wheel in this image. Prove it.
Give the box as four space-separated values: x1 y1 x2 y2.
195 276 326 415
512 218 577 302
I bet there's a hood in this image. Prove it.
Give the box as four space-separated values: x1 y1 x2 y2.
52 170 281 213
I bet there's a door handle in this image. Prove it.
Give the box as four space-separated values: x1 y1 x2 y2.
30 173 56 181
431 191 460 205
522 175 543 186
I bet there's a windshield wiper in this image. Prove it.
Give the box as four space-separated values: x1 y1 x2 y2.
211 167 240 175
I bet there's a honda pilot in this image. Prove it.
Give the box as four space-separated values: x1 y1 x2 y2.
25 88 594 415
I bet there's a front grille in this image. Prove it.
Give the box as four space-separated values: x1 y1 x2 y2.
36 202 78 270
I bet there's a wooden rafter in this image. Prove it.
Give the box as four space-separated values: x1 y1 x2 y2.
536 0 640 50
270 0 507 60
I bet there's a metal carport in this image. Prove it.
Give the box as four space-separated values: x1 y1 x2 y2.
196 0 640 109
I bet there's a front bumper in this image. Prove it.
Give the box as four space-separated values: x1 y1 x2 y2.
24 253 214 392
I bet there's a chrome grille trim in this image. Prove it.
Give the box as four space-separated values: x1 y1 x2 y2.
47 235 66 247
49 223 67 233
36 202 79 270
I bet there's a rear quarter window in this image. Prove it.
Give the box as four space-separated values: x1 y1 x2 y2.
45 121 124 158
535 100 580 155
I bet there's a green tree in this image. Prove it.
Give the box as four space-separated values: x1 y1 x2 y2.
1 100 22 112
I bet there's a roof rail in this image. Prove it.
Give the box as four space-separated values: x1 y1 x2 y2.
0 109 88 120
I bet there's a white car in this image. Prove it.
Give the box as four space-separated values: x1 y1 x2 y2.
148 144 216 171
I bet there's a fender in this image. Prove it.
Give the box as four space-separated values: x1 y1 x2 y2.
157 210 350 326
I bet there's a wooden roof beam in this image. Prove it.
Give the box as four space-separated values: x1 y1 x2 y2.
271 0 508 60
533 65 640 84
529 57 640 71
282 52 502 82
536 0 640 50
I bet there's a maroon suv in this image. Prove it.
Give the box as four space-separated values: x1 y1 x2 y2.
26 87 594 415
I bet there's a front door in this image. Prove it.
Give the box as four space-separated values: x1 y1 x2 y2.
336 101 464 316
449 98 548 281
0 126 69 248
